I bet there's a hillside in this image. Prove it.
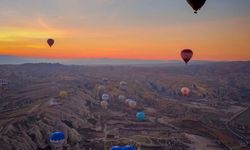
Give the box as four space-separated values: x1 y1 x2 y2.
0 62 249 150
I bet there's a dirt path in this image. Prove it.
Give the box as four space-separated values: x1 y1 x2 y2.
225 107 249 145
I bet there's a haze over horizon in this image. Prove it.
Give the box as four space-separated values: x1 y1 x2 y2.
0 0 250 61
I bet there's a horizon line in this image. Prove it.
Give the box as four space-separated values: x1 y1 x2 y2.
0 54 249 62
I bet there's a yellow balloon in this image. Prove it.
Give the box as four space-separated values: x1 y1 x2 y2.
59 91 68 98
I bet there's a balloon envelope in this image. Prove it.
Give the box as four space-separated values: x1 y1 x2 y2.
136 112 145 121
181 87 190 96
119 95 126 101
123 145 135 150
59 91 68 98
98 85 105 91
128 100 137 108
102 93 109 101
50 132 65 148
110 146 121 150
110 145 135 150
101 100 108 109
187 0 206 13
119 81 127 90
181 49 193 64
125 99 132 105
47 39 54 47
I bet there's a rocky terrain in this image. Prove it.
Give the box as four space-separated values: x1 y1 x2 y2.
0 62 250 150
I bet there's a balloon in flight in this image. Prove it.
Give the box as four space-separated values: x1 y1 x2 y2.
59 91 68 98
181 87 190 96
181 49 193 64
128 100 137 108
101 100 108 109
47 39 54 47
186 0 206 14
118 95 126 101
110 145 135 150
98 85 105 91
136 112 145 121
50 132 65 148
119 81 127 90
125 99 132 105
102 93 109 101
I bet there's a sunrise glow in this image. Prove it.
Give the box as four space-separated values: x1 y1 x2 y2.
0 0 249 61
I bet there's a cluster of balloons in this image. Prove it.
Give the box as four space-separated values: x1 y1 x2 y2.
124 98 137 109
180 49 192 96
99 82 145 122
100 93 109 109
47 1 208 149
47 43 194 65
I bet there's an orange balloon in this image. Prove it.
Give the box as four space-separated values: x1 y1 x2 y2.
101 100 108 109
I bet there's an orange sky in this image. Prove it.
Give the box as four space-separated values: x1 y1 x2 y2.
0 0 250 61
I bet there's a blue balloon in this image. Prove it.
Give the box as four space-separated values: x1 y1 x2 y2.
110 146 122 150
123 145 135 150
50 132 65 141
110 145 135 150
136 112 145 121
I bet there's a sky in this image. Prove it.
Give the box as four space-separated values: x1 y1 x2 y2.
0 0 250 61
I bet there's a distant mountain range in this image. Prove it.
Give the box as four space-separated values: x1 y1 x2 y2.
0 55 222 66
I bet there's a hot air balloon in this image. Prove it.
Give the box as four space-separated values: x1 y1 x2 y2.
50 132 65 149
181 49 193 64
119 81 127 90
101 100 108 109
125 99 132 105
187 0 206 14
123 145 135 150
128 100 137 109
47 38 54 47
110 146 121 150
181 87 190 96
98 85 105 91
59 91 68 98
110 145 135 150
118 95 126 101
102 93 109 101
136 112 145 121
